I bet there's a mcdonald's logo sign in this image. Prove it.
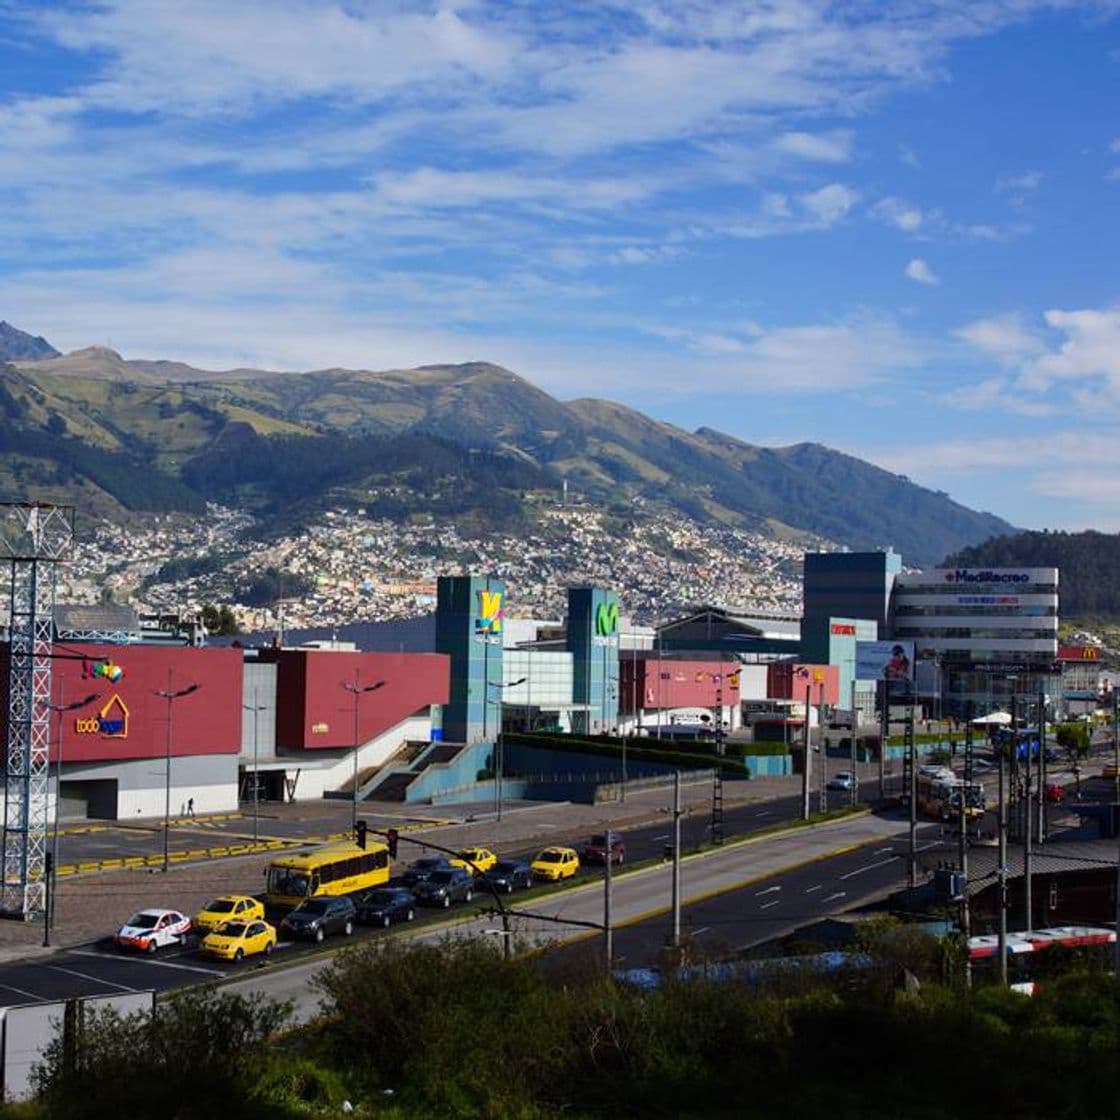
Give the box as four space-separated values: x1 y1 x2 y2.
475 589 503 634
594 599 620 637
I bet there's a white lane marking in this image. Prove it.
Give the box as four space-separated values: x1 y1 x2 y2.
754 885 781 897
753 810 771 817
840 857 899 881
874 847 894 855
759 900 781 910
0 981 43 1001
47 965 139 993
917 842 941 852
70 950 224 977
822 891 847 904
692 927 710 938
804 884 822 894
652 834 669 841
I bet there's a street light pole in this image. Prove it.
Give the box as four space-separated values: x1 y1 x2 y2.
342 673 386 833
243 689 267 846
489 677 526 823
154 672 200 874
44 686 99 947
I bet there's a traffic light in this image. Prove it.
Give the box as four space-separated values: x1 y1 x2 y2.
386 828 399 860
355 820 367 849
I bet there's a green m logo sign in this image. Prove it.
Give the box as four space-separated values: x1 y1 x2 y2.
594 599 620 637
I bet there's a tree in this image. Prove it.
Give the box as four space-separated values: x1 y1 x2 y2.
201 603 239 635
33 987 290 1118
1055 721 1091 796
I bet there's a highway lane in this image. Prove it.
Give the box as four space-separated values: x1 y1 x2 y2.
4 747 1105 1009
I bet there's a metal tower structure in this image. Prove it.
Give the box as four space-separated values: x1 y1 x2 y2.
1 503 74 919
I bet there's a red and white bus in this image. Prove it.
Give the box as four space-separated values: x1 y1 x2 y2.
968 926 1116 994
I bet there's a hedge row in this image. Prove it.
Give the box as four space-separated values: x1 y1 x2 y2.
506 733 747 774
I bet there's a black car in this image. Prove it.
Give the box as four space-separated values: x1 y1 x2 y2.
478 859 533 895
279 896 356 942
356 887 417 927
399 856 453 888
413 867 474 908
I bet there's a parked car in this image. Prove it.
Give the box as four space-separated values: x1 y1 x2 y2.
582 833 625 866
450 847 498 876
827 770 854 792
1101 763 1120 780
413 867 474 908
193 894 265 935
200 919 277 961
279 896 356 942
478 859 534 895
399 856 453 887
356 887 417 927
531 847 580 882
114 908 192 954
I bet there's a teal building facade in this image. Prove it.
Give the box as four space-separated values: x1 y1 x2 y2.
435 575 505 743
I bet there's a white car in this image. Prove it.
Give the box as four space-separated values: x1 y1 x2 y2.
114 908 192 953
827 770 855 791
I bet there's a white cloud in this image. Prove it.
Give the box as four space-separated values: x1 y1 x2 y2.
1027 307 1120 390
872 196 926 233
995 170 1043 192
799 183 859 224
955 313 1044 362
773 130 854 163
904 258 940 285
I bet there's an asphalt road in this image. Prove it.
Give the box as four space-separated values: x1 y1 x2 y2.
4 745 1113 1012
0 787 849 1008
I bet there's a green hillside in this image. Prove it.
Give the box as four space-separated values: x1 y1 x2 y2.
1 344 1015 562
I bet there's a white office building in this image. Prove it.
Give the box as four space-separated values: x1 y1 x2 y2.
891 566 1059 715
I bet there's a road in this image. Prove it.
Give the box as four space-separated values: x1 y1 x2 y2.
1 744 1111 1013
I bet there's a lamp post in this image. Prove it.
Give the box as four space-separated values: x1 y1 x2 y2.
154 672 201 874
43 687 99 947
342 673 386 832
489 677 526 822
243 689 268 845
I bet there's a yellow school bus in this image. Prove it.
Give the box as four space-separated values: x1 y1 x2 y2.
265 841 390 907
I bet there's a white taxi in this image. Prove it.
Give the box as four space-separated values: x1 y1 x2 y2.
114 908 192 953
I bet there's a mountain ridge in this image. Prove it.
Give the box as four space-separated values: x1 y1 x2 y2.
0 329 1013 565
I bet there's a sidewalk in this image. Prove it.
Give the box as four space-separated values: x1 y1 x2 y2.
0 770 813 965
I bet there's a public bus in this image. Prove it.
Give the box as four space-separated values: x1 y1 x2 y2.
968 926 1116 994
916 770 985 822
265 840 390 907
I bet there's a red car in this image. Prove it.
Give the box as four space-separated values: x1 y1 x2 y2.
582 832 625 865
1044 783 1065 804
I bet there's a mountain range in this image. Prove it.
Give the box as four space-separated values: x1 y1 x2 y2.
0 323 1014 566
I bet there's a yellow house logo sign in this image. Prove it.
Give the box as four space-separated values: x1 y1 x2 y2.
75 694 130 738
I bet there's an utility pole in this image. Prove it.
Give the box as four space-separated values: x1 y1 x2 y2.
850 675 858 808
801 677 812 821
670 770 682 950
878 680 888 801
604 832 613 974
1037 688 1047 844
998 696 1012 985
958 767 971 989
907 705 917 889
1113 689 1119 803
1023 702 1033 933
817 682 827 815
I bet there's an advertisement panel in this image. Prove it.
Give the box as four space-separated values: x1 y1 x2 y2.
856 640 914 696
45 645 243 763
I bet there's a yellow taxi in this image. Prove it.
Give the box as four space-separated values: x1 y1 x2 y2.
451 847 498 876
194 894 265 935
530 846 580 882
200 918 277 962
1101 763 1120 780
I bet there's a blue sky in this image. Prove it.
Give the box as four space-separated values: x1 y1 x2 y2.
1 2 1119 534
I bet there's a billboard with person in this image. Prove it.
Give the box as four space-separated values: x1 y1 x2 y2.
856 640 914 697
